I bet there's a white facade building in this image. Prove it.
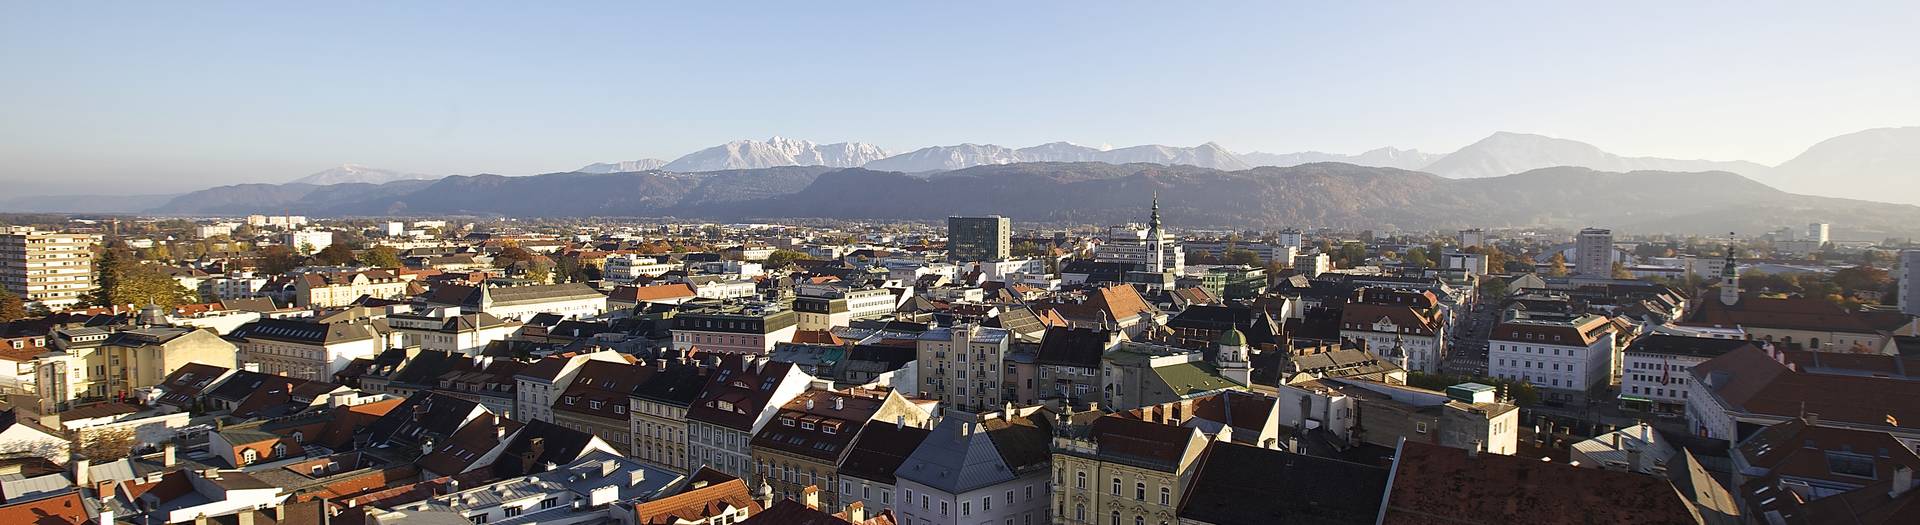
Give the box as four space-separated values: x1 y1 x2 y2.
1487 313 1617 404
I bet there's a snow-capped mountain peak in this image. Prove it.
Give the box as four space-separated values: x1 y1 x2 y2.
289 164 438 185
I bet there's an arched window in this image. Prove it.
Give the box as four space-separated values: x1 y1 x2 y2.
1136 517 1145 525
1075 504 1086 521
1076 471 1087 489
1136 482 1146 500
1111 511 1121 525
1160 486 1171 505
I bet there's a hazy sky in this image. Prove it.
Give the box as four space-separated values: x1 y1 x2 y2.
2 1 1916 196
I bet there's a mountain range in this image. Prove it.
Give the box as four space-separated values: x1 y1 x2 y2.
287 164 439 185
142 161 1920 237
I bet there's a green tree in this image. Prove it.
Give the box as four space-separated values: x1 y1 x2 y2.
764 249 815 269
1547 253 1569 277
1404 247 1432 268
313 243 358 265
1833 265 1891 295
91 252 196 308
359 245 403 268
0 290 25 322
1339 242 1367 266
1223 248 1262 266
1478 277 1510 301
260 245 302 275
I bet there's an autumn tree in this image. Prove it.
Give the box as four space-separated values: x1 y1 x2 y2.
259 245 302 275
76 427 138 462
1547 253 1569 277
1611 261 1635 279
0 290 25 322
313 243 358 265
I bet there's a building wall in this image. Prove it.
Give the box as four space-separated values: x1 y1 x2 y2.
629 397 689 473
1486 334 1613 403
897 470 1049 525
0 228 98 308
1620 352 1707 413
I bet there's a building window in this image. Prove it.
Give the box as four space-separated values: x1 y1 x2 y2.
1112 477 1121 495
1076 471 1086 489
1135 482 1145 500
1160 486 1170 505
1416 422 1428 433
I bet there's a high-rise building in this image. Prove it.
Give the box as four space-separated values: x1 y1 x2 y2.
1574 228 1613 276
0 227 99 309
1808 222 1831 245
1458 228 1486 248
1276 228 1305 250
946 216 1010 262
1900 250 1918 317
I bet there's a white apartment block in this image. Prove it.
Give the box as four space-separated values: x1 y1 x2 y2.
0 227 98 309
1488 313 1617 404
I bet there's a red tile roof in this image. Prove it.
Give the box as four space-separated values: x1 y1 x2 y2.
633 468 762 525
1383 440 1699 524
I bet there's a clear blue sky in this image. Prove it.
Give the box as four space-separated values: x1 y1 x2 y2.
2 1 1916 196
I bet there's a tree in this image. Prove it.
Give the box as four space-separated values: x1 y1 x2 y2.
91 250 196 308
1833 265 1892 295
1610 261 1635 280
524 256 555 284
1223 248 1262 266
764 249 815 269
1010 242 1049 259
493 247 536 268
359 245 403 268
1404 247 1432 268
313 243 358 265
1546 253 1569 277
1478 277 1510 301
76 427 137 462
260 245 301 275
0 290 25 322
1339 243 1367 267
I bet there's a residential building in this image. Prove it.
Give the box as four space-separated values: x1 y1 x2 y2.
422 282 608 321
293 269 409 308
630 355 711 473
1100 341 1248 412
1178 442 1390 525
1809 222 1831 244
1380 440 1705 524
1686 344 1920 449
1457 228 1486 248
284 230 334 254
894 406 1055 525
633 467 764 525
0 227 97 309
836 423 932 515
514 349 632 424
749 387 932 510
793 287 896 332
916 324 1012 411
1031 327 1121 407
1292 251 1331 278
381 307 521 356
1050 410 1212 525
1575 227 1613 275
1682 292 1898 353
604 254 677 283
1734 418 1920 524
1279 377 1519 455
672 302 799 355
376 450 682 525
1486 311 1618 405
686 356 814 480
39 324 237 406
1276 228 1305 250
1339 287 1449 375
1900 250 1918 317
608 283 698 310
947 216 1011 263
1619 335 1754 415
551 359 651 455
228 318 381 381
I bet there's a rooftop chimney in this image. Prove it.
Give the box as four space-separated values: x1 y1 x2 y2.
1892 466 1916 499
802 485 820 510
845 501 866 523
833 396 843 411
73 459 91 487
238 511 256 525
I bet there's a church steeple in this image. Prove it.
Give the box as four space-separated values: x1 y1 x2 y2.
1146 192 1166 274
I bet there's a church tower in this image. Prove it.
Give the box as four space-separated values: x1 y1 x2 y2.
1146 192 1166 274
1215 327 1251 386
1719 242 1741 306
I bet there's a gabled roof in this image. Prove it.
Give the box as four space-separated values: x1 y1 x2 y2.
554 360 651 423
687 357 803 431
1180 442 1388 524
489 418 605 478
1627 334 1759 359
0 489 91 525
751 389 886 463
1035 327 1114 368
634 468 762 525
1383 440 1700 524
838 424 932 485
1693 346 1920 433
229 317 376 345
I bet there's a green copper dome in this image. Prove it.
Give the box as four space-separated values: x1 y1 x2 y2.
1217 327 1247 347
